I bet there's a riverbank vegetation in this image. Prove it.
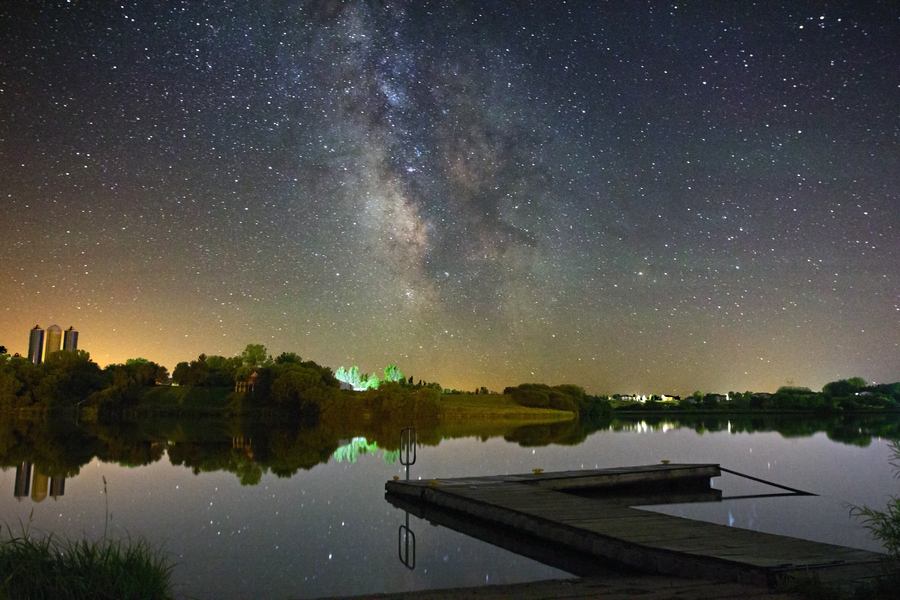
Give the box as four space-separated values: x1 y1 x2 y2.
0 527 174 600
783 442 900 600
851 441 900 564
610 381 900 414
2 345 898 425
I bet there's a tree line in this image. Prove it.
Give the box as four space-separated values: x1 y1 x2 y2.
503 383 611 418
2 343 896 419
0 344 446 427
617 379 900 413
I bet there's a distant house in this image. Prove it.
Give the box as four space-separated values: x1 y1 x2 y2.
618 394 646 403
235 371 258 393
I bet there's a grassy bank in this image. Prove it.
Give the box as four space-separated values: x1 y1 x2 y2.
438 393 575 421
0 529 174 600
100 387 577 422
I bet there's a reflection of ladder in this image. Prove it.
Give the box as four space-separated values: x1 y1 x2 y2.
399 510 416 570
398 426 416 570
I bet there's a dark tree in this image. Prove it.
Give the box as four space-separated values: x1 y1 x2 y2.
275 352 302 365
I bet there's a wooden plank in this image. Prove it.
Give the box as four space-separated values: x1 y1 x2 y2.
385 464 888 589
530 464 721 490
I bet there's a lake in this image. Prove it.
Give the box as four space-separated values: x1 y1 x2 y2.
0 414 897 599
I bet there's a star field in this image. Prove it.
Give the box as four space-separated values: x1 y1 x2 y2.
1 1 898 395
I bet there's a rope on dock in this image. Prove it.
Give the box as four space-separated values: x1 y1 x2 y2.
719 467 818 497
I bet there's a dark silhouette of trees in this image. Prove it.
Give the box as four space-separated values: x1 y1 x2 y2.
823 378 867 398
274 352 302 365
0 350 109 411
504 383 585 414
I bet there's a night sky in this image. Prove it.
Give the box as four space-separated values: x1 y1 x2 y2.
2 1 898 396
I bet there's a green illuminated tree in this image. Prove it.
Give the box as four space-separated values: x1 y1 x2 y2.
334 366 381 390
338 366 364 389
384 364 404 383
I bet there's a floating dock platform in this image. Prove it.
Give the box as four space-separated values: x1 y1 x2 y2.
385 464 888 588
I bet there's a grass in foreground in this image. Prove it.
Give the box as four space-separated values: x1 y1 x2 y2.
0 528 174 600
778 570 900 600
788 440 900 599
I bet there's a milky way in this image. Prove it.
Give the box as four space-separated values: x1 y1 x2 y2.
1 2 898 395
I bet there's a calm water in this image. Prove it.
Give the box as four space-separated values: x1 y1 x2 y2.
1 415 897 599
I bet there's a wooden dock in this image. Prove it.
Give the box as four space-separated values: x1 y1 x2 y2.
384 464 889 588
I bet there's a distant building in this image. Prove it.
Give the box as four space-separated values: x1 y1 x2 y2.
63 326 79 351
235 371 258 393
27 325 44 364
44 324 62 360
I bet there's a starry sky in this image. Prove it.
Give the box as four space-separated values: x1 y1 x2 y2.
1 1 898 396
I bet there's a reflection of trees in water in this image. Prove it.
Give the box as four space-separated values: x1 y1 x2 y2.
333 438 377 463
2 413 898 489
334 438 387 463
332 438 401 464
0 417 101 477
601 414 900 446
504 419 593 447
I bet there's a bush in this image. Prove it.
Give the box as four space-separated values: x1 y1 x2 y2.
850 441 900 565
852 498 900 560
547 390 578 412
510 388 550 408
0 529 174 599
507 383 586 413
580 395 612 418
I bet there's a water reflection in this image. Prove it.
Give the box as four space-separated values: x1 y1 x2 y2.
0 413 897 599
12 462 66 502
1 413 898 492
397 426 418 570
334 438 399 464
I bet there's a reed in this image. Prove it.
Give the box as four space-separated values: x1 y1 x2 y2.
851 441 900 562
0 527 174 600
